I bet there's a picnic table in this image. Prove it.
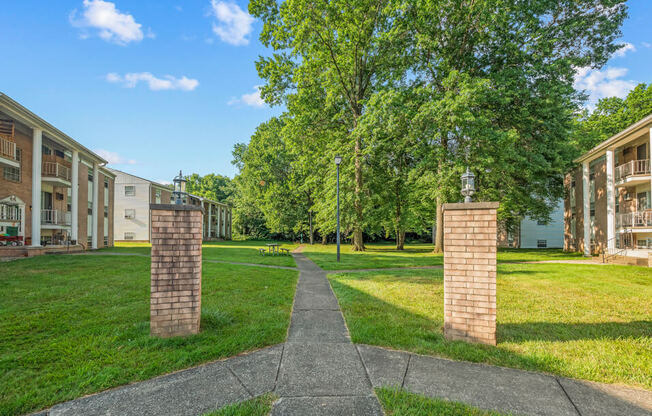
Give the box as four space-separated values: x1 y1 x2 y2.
266 243 279 255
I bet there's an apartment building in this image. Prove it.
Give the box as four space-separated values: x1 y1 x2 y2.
0 93 114 256
112 169 232 242
498 200 564 249
564 114 652 259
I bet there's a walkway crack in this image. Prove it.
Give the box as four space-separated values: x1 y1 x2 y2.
401 354 411 389
555 377 582 416
226 365 254 398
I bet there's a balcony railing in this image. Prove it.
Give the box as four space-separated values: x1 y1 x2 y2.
42 162 71 181
0 204 21 221
615 159 650 182
41 209 71 226
0 136 16 161
616 211 652 228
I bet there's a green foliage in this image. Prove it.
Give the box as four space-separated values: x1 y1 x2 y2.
233 0 627 243
571 83 652 155
185 173 234 203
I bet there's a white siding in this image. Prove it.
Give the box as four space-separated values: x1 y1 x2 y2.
520 200 564 249
113 171 151 241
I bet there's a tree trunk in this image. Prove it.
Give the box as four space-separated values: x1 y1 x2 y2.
322 233 327 245
309 210 314 245
396 229 405 250
434 197 444 253
352 133 365 251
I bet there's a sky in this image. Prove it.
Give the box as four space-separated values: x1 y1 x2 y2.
1 1 651 184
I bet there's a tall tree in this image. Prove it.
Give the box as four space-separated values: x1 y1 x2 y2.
185 173 233 202
571 83 652 154
250 0 405 251
406 0 627 251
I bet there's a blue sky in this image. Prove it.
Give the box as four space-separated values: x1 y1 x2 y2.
1 1 651 183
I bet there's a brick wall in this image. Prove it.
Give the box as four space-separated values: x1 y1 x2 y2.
443 202 498 346
0 129 33 240
150 204 203 337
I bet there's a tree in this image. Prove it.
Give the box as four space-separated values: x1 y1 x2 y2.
249 0 405 251
406 0 627 251
185 173 233 202
571 83 652 154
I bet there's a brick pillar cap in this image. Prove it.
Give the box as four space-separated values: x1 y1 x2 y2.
150 204 205 213
443 202 499 211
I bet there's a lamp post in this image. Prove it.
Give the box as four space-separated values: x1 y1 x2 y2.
461 167 476 203
334 155 342 262
173 170 187 205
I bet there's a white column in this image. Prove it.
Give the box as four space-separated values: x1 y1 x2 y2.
31 128 42 247
91 163 99 249
606 150 616 251
207 203 212 239
582 161 591 256
216 205 221 238
71 150 79 243
222 206 226 237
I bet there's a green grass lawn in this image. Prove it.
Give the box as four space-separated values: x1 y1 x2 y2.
100 240 298 267
376 388 509 416
203 394 277 416
0 255 297 415
300 243 586 270
328 263 652 389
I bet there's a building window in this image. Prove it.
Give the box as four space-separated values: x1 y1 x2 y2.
54 149 65 158
125 185 136 196
124 232 135 240
3 148 21 182
42 145 52 155
124 209 136 219
155 189 161 204
570 216 577 242
537 220 546 226
589 172 596 217
537 240 547 248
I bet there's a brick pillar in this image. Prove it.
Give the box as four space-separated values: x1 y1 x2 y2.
443 202 498 345
150 204 204 337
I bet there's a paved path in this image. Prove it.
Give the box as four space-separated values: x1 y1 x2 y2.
43 254 652 416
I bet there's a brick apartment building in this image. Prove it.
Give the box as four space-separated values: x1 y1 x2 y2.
565 114 652 260
0 93 114 256
112 169 232 242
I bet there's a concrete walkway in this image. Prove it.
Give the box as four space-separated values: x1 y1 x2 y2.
44 254 652 416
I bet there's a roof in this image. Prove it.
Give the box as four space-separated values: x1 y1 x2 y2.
108 168 172 190
0 92 108 165
574 113 652 163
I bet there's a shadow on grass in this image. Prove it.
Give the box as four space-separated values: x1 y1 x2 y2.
328 274 650 385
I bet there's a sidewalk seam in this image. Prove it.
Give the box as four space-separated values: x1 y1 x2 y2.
401 354 411 389
226 365 254 398
555 377 583 416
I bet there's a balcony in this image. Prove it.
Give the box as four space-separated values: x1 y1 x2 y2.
42 161 72 187
615 159 650 186
41 209 71 228
0 120 19 169
616 211 652 229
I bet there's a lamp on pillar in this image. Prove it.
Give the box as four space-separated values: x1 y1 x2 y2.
173 170 187 205
461 167 476 203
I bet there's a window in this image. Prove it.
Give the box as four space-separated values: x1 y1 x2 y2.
125 209 136 219
637 192 650 211
570 216 577 242
589 172 596 217
537 220 546 226
124 185 136 196
155 189 161 204
537 240 547 248
124 232 135 240
569 180 576 210
54 149 65 158
42 145 52 155
3 148 21 182
56 192 64 201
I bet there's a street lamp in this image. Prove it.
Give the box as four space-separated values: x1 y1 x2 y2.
461 167 476 203
173 170 187 205
334 155 342 262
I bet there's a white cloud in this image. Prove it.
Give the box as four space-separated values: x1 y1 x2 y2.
228 86 265 107
613 42 636 58
95 149 136 165
106 72 199 91
642 42 652 49
70 0 148 45
210 0 254 46
574 66 637 107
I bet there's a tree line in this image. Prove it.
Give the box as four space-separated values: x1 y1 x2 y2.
200 1 637 250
